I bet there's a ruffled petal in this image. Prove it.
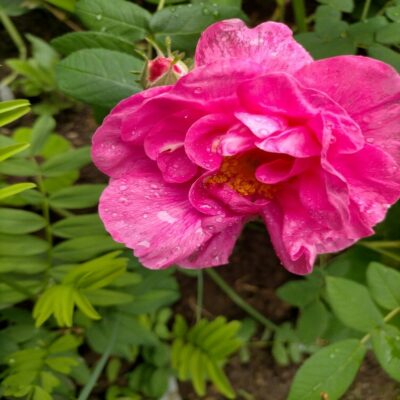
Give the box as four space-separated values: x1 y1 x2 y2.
256 158 313 184
92 87 169 178
195 19 312 73
185 113 234 170
178 217 245 268
99 162 212 269
157 146 198 183
218 124 255 156
235 112 287 139
256 126 321 158
295 55 400 162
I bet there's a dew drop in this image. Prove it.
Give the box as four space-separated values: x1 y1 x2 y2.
194 87 202 94
366 137 375 144
143 213 148 219
96 14 102 20
203 7 210 15
119 184 128 191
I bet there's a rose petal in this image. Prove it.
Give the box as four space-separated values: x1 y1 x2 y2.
195 19 312 73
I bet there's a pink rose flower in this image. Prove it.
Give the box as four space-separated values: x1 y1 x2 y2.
92 19 400 275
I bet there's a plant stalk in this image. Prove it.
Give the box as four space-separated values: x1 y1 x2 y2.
157 0 166 11
196 270 204 322
361 0 372 20
0 11 27 60
292 0 308 32
206 269 278 331
78 319 119 400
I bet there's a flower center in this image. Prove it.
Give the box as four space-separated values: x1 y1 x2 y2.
206 151 275 199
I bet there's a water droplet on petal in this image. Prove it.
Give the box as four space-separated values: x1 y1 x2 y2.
366 137 375 144
119 185 128 191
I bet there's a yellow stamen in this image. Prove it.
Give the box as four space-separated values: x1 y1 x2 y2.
206 152 275 199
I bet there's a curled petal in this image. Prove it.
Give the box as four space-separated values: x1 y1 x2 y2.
235 112 287 139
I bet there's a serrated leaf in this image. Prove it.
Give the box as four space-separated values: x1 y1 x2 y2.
76 0 150 41
376 23 400 45
317 0 353 12
368 44 400 71
367 262 400 310
297 300 329 344
52 31 134 55
348 16 388 47
48 184 105 209
326 277 383 332
277 280 320 308
0 208 45 234
372 325 400 382
56 49 143 109
387 6 400 22
288 339 366 400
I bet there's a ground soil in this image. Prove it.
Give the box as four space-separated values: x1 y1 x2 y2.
1 6 400 400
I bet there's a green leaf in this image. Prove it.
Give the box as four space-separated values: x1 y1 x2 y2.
296 300 329 344
277 280 321 308
53 235 123 262
317 0 353 12
0 99 30 127
52 214 104 238
376 23 400 45
0 158 40 176
0 256 47 274
348 16 388 47
367 262 400 310
315 6 349 40
326 277 383 332
0 233 49 256
0 142 29 162
387 6 400 22
30 115 56 156
287 339 366 400
0 183 36 200
56 49 143 109
27 34 59 68
84 289 133 305
368 44 400 71
48 184 105 209
45 0 76 12
205 358 235 399
0 0 27 16
0 208 46 234
150 3 247 54
45 356 78 374
41 146 91 177
372 325 400 382
76 0 150 41
295 33 356 59
52 31 134 55
48 334 82 354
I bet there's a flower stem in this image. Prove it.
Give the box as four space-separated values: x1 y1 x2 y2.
0 11 26 60
360 306 400 345
292 0 308 32
196 270 204 322
205 269 278 331
361 0 372 20
78 319 119 400
157 0 166 11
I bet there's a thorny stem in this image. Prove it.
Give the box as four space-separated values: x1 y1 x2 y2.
360 306 400 345
361 0 372 20
196 270 204 322
206 269 278 331
292 0 308 32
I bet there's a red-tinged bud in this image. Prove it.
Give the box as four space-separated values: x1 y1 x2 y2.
142 56 188 88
